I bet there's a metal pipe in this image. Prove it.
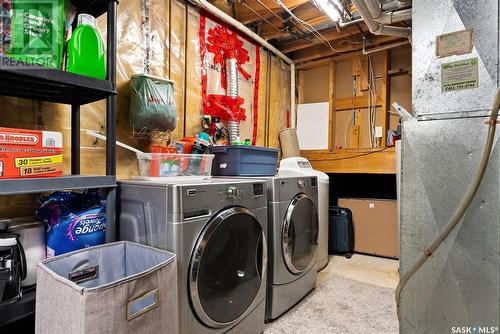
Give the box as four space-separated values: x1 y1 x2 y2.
374 8 412 24
339 8 410 27
362 38 410 55
339 17 364 27
188 0 297 128
351 0 411 41
364 0 382 19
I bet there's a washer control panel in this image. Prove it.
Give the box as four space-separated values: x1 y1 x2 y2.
226 186 243 199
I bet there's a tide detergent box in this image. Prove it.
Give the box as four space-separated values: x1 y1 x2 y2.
0 127 63 179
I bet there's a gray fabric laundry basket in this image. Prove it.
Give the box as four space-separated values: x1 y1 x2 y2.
35 241 178 334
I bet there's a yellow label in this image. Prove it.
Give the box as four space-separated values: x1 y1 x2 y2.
15 155 63 168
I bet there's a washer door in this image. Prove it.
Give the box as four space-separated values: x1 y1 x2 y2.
189 207 266 329
282 193 319 274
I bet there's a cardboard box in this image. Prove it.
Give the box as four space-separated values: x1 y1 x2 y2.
338 198 398 258
0 127 63 179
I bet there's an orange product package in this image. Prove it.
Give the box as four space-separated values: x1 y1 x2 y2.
0 127 63 179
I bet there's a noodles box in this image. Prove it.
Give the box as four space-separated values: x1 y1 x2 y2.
0 127 63 179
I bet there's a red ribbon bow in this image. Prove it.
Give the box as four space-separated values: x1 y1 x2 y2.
205 94 247 122
206 25 252 89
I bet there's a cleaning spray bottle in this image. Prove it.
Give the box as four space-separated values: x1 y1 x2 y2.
66 14 106 79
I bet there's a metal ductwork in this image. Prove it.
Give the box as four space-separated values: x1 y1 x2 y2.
350 0 412 41
364 0 412 24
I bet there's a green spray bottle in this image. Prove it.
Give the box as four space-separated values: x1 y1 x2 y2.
66 14 106 79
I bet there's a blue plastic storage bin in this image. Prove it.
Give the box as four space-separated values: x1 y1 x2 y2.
209 145 279 176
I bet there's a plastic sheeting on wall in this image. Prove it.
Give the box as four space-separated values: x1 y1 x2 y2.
0 0 291 182
268 56 291 149
199 13 261 144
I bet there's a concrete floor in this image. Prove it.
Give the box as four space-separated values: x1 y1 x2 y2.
2 254 399 334
264 254 400 334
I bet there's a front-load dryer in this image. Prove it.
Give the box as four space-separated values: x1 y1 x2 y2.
263 175 319 320
118 178 268 334
278 157 329 271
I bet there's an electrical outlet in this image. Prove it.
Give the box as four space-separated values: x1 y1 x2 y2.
375 126 383 138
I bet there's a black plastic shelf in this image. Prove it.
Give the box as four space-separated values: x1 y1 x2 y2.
71 0 117 18
0 287 36 327
0 175 117 196
0 56 116 105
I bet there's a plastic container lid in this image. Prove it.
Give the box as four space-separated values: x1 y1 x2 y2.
78 14 96 28
197 132 210 142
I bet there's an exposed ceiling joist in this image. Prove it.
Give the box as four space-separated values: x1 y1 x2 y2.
292 35 405 63
260 15 330 40
276 25 365 54
234 0 309 24
258 3 329 40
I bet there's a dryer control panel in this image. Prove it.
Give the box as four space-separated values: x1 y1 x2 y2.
227 186 243 199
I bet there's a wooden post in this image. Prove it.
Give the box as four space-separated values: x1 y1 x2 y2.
329 59 335 150
381 50 389 147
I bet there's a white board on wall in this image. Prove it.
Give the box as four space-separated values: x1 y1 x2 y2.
296 102 329 150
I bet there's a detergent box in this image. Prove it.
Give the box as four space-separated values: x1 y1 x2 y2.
0 127 63 179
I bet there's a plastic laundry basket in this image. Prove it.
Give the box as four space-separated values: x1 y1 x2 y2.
35 241 178 334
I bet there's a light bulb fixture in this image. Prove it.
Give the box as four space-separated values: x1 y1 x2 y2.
315 0 342 22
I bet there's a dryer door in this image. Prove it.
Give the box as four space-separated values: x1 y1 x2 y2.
282 193 319 274
189 207 266 329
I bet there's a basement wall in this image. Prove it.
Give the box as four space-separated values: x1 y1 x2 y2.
0 0 290 218
298 45 411 149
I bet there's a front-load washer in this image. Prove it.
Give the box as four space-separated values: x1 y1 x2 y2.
117 178 268 334
263 175 319 320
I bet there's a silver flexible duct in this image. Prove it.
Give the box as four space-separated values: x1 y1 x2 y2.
226 58 240 144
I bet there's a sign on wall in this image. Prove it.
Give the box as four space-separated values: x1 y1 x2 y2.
441 58 479 93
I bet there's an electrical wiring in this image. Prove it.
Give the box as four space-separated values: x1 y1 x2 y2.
369 55 377 147
357 56 378 148
338 38 363 45
272 0 342 53
240 1 283 33
329 147 392 161
255 0 285 23
357 57 372 147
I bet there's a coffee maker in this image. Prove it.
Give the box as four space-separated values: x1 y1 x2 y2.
0 221 26 305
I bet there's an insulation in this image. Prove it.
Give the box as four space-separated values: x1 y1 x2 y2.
0 0 291 187
268 56 291 149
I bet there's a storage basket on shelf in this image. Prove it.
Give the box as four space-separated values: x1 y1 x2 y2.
209 145 279 176
35 241 178 334
136 152 214 177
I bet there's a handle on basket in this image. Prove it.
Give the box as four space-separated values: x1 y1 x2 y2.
127 289 159 321
68 265 99 284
